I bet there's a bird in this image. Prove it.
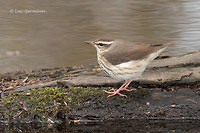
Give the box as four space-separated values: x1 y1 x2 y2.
85 38 177 97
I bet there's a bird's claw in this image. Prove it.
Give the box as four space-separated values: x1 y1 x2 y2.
103 88 127 97
123 88 134 92
103 88 116 94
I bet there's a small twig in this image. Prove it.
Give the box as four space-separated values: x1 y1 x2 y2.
186 99 198 104
64 101 72 111
22 77 29 83
13 110 23 119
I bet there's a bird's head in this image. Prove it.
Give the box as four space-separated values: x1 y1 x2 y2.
85 38 114 53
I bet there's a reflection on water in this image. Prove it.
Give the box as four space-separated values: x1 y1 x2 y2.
1 120 200 133
0 0 200 72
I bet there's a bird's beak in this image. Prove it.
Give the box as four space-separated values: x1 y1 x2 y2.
84 41 95 45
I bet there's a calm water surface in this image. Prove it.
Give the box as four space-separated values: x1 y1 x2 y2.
0 0 200 72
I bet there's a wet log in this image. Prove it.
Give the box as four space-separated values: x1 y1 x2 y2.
4 51 200 94
58 51 200 86
149 50 200 68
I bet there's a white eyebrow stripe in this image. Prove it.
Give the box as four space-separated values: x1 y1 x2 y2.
96 41 113 45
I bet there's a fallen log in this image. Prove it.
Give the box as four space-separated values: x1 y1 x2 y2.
3 51 200 94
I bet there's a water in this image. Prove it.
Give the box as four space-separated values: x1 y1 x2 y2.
0 0 200 72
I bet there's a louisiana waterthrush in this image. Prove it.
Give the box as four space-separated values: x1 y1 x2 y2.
85 38 177 97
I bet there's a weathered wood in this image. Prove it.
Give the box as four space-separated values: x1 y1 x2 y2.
55 51 200 86
149 50 200 68
3 51 200 95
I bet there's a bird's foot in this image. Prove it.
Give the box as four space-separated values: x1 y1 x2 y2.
122 88 134 92
103 80 133 98
103 87 133 98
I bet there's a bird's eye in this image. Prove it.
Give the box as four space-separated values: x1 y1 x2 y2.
98 43 104 47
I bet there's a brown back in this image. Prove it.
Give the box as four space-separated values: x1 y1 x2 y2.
103 41 176 65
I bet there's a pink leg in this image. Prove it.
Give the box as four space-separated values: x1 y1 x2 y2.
103 80 133 97
104 81 128 94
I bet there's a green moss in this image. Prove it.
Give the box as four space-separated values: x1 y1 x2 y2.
0 87 66 121
67 86 104 105
0 86 149 121
0 87 104 121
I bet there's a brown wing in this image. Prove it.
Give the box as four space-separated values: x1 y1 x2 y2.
104 41 176 65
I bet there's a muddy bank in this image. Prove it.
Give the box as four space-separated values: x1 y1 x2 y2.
0 51 200 125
